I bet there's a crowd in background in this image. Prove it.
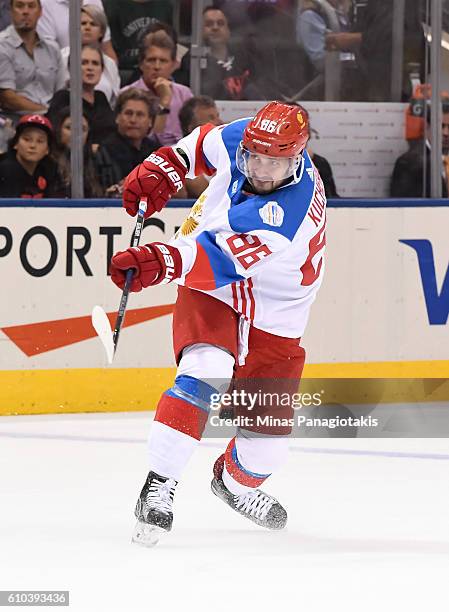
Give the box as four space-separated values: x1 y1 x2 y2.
0 0 444 199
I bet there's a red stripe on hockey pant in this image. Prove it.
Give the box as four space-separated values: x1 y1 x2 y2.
224 437 269 488
154 394 208 441
247 278 256 321
231 282 239 311
239 281 247 317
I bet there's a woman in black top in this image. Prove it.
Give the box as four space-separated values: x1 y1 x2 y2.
0 114 58 198
51 106 104 198
47 43 115 147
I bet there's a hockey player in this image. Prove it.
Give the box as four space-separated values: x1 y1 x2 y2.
109 101 326 546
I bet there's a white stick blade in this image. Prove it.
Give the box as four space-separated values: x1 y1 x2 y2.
91 305 114 364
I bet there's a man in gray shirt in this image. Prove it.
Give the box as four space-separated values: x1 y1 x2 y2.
0 0 65 115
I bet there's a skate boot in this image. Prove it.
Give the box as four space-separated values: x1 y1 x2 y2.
211 454 287 530
132 471 178 547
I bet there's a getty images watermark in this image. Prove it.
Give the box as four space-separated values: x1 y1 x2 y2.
209 389 379 430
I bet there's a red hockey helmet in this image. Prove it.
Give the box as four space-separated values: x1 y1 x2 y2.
242 101 309 157
236 102 309 186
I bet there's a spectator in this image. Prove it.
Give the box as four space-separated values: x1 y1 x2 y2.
47 43 115 147
37 0 117 63
121 31 193 146
0 0 11 32
102 0 174 83
0 0 65 116
140 20 189 85
142 19 178 48
390 101 449 198
0 116 15 153
292 103 339 197
178 94 222 198
0 113 58 197
51 106 103 198
309 147 339 197
296 0 356 99
178 6 254 100
214 0 297 36
214 0 306 99
60 5 120 107
95 88 158 195
297 0 351 73
179 95 222 136
326 0 425 101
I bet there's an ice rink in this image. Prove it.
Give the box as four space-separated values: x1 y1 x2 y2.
1 411 449 612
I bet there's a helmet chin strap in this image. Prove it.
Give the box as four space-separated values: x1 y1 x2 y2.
292 152 305 183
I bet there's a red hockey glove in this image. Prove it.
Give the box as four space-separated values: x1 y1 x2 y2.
110 242 182 292
122 147 187 219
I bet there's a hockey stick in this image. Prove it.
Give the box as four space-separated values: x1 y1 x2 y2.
92 197 148 364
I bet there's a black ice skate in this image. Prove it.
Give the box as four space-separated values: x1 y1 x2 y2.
211 455 287 530
132 471 178 547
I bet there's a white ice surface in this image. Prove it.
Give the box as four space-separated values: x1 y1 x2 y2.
1 412 449 612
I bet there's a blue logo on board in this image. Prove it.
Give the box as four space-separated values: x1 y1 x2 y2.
400 239 449 325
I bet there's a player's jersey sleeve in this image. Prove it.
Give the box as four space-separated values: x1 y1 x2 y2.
174 124 222 179
174 118 253 180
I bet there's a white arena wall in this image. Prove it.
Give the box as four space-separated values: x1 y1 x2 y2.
0 200 448 415
218 101 409 198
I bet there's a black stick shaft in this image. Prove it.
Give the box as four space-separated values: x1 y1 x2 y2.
112 199 148 354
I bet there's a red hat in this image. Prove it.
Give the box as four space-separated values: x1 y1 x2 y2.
242 101 309 157
15 114 54 142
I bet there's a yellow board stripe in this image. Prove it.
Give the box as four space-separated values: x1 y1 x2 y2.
0 361 448 416
304 360 449 378
0 368 175 415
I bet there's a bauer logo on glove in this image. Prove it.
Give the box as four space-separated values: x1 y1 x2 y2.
146 153 184 191
110 242 182 292
122 146 188 219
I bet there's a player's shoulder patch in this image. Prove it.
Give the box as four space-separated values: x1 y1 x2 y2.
228 148 321 241
258 200 285 227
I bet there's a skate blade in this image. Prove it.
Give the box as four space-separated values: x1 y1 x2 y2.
131 520 166 548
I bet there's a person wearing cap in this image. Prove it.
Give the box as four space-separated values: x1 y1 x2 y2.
0 113 58 197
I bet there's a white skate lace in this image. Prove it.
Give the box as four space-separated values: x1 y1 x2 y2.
234 490 275 520
145 477 176 515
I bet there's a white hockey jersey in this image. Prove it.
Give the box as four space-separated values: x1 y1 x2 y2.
168 118 326 339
